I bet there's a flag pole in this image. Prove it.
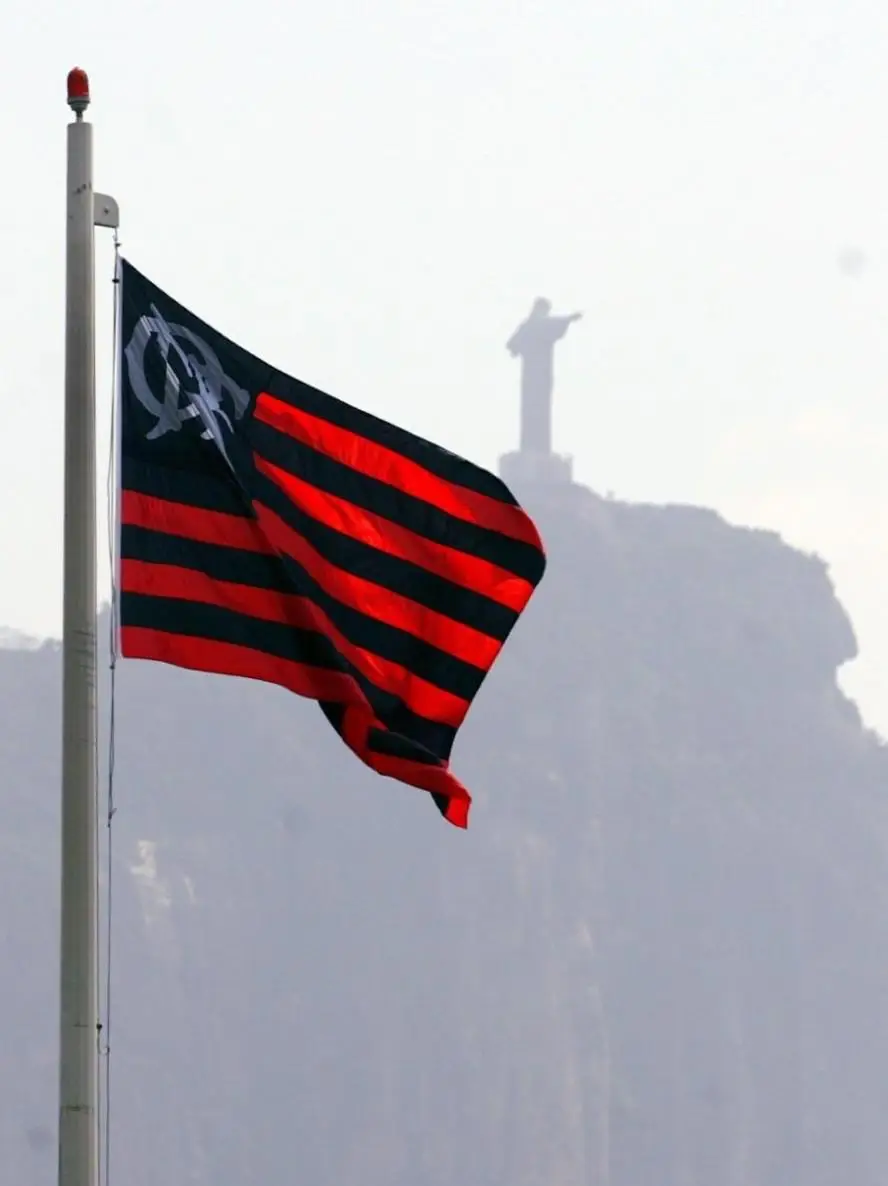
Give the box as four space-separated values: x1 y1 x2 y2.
59 66 101 1186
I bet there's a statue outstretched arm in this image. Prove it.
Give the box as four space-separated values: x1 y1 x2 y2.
506 327 524 356
548 312 583 339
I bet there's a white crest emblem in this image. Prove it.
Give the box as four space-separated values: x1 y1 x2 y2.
124 303 250 468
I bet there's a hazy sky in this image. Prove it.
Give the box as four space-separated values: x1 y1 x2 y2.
4 0 888 735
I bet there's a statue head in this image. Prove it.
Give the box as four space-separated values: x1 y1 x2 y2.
530 297 551 318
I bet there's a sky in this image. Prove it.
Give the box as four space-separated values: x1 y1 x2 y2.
4 0 888 735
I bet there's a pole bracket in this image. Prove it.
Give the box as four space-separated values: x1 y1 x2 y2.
94 193 119 229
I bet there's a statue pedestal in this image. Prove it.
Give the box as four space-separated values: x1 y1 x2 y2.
498 450 574 488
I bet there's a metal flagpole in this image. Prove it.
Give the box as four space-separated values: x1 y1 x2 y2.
59 68 118 1186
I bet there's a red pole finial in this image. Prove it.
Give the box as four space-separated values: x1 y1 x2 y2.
67 67 90 116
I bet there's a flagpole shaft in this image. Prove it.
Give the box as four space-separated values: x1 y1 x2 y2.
58 103 99 1186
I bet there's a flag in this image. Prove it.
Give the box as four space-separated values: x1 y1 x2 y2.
116 259 546 827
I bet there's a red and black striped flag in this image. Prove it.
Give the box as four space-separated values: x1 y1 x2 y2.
117 260 546 827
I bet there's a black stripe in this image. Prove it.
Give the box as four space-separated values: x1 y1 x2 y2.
120 525 490 702
252 469 520 642
320 703 453 768
123 590 344 670
259 374 520 507
121 523 281 586
122 455 253 518
366 725 444 765
250 419 545 583
431 793 451 817
121 592 458 759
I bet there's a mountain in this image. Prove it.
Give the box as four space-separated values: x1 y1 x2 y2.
4 479 888 1185
0 626 43 650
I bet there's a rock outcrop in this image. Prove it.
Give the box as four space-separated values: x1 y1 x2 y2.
3 481 886 1185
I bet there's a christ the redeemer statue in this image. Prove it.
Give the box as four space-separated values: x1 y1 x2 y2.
507 298 582 454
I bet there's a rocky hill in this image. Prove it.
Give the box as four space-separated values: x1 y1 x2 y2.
3 479 888 1185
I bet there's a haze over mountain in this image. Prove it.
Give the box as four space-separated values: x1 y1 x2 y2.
4 478 887 1185
0 626 42 650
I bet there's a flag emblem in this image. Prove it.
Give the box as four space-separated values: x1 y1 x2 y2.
124 304 250 462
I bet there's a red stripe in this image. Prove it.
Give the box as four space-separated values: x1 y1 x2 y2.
122 490 268 554
120 626 369 705
255 391 541 548
122 489 499 669
120 627 471 828
121 559 470 727
255 454 533 612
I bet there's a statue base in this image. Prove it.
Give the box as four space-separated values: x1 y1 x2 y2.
497 450 574 488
